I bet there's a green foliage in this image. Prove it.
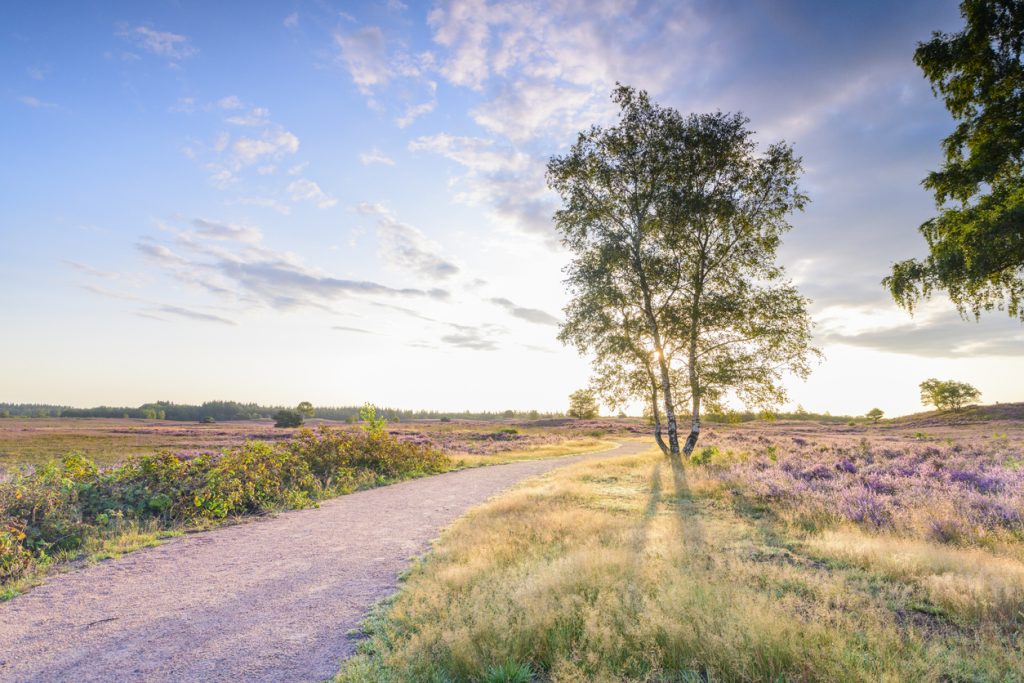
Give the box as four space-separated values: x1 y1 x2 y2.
296 401 316 418
690 445 719 466
273 409 304 428
200 416 216 424
0 427 450 586
885 0 1024 319
567 389 599 419
920 378 982 412
866 407 885 423
550 85 816 456
359 403 388 438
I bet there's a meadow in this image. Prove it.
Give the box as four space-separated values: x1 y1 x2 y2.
338 411 1024 682
0 416 640 471
0 415 625 597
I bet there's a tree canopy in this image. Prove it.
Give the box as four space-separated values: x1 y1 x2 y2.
885 0 1024 319
919 378 982 412
550 85 816 457
567 389 599 419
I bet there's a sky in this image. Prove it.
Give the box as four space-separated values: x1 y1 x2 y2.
2 0 1022 416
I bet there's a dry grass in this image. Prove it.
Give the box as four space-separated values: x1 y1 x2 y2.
807 529 1024 623
338 446 1023 682
453 439 614 467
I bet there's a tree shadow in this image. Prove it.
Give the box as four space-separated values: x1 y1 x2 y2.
668 454 705 547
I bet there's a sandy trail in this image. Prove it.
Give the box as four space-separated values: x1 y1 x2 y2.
0 441 646 683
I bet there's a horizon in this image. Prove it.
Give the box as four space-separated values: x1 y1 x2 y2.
3 0 1022 417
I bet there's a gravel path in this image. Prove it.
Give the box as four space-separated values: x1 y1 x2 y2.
0 441 646 683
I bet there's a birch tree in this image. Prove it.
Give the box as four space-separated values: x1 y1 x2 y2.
549 85 817 457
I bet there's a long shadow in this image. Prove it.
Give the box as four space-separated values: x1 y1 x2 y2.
668 453 706 547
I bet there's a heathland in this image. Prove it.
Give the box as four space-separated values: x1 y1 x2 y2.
3 407 1023 681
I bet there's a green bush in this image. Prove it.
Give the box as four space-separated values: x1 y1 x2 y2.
0 426 450 587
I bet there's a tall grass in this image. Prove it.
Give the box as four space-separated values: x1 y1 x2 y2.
338 447 1024 682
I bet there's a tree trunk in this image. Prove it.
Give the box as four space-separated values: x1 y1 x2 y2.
656 353 680 456
682 394 700 456
649 380 669 456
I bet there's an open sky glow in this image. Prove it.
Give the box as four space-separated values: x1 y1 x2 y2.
2 0 1021 416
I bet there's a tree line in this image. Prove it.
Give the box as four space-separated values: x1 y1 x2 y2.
0 401 566 422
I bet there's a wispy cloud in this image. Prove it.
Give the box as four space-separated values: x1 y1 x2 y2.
335 26 391 94
192 218 262 243
332 325 372 334
357 203 459 280
489 297 559 326
359 148 395 166
17 95 56 109
283 12 299 29
155 305 236 326
117 25 198 61
287 179 337 208
136 218 450 311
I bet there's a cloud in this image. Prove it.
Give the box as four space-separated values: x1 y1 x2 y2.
287 179 337 208
64 260 120 280
489 297 559 326
396 100 436 128
118 25 197 60
359 148 396 166
283 12 299 29
376 214 460 281
821 313 1024 359
192 218 262 242
17 95 56 109
408 133 555 238
335 26 391 93
137 220 450 311
226 107 271 126
231 196 292 215
354 203 459 280
155 305 236 326
231 128 300 167
332 325 372 334
440 325 499 351
217 95 244 110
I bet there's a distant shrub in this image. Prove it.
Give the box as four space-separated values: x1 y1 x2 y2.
0 426 450 587
497 427 519 435
439 416 452 423
690 445 719 466
200 416 216 424
273 409 303 428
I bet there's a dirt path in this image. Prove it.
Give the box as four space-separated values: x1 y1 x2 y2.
0 441 648 683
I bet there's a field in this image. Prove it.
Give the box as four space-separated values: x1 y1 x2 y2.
0 417 644 472
4 411 1024 679
339 411 1024 682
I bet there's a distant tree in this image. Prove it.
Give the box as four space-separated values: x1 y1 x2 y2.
0 410 10 418
527 410 540 420
296 401 316 418
273 409 303 428
567 389 599 419
200 416 216 424
502 409 515 418
550 85 815 457
885 0 1024 319
919 378 982 412
866 407 885 423
359 403 387 438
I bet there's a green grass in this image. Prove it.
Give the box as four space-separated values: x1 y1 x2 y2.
337 446 1024 682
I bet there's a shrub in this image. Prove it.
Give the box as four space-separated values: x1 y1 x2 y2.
0 427 450 587
273 410 303 428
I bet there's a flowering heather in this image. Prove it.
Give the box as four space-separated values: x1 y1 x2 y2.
694 427 1024 544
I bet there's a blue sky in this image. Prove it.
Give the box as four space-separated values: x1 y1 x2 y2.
2 0 1021 415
